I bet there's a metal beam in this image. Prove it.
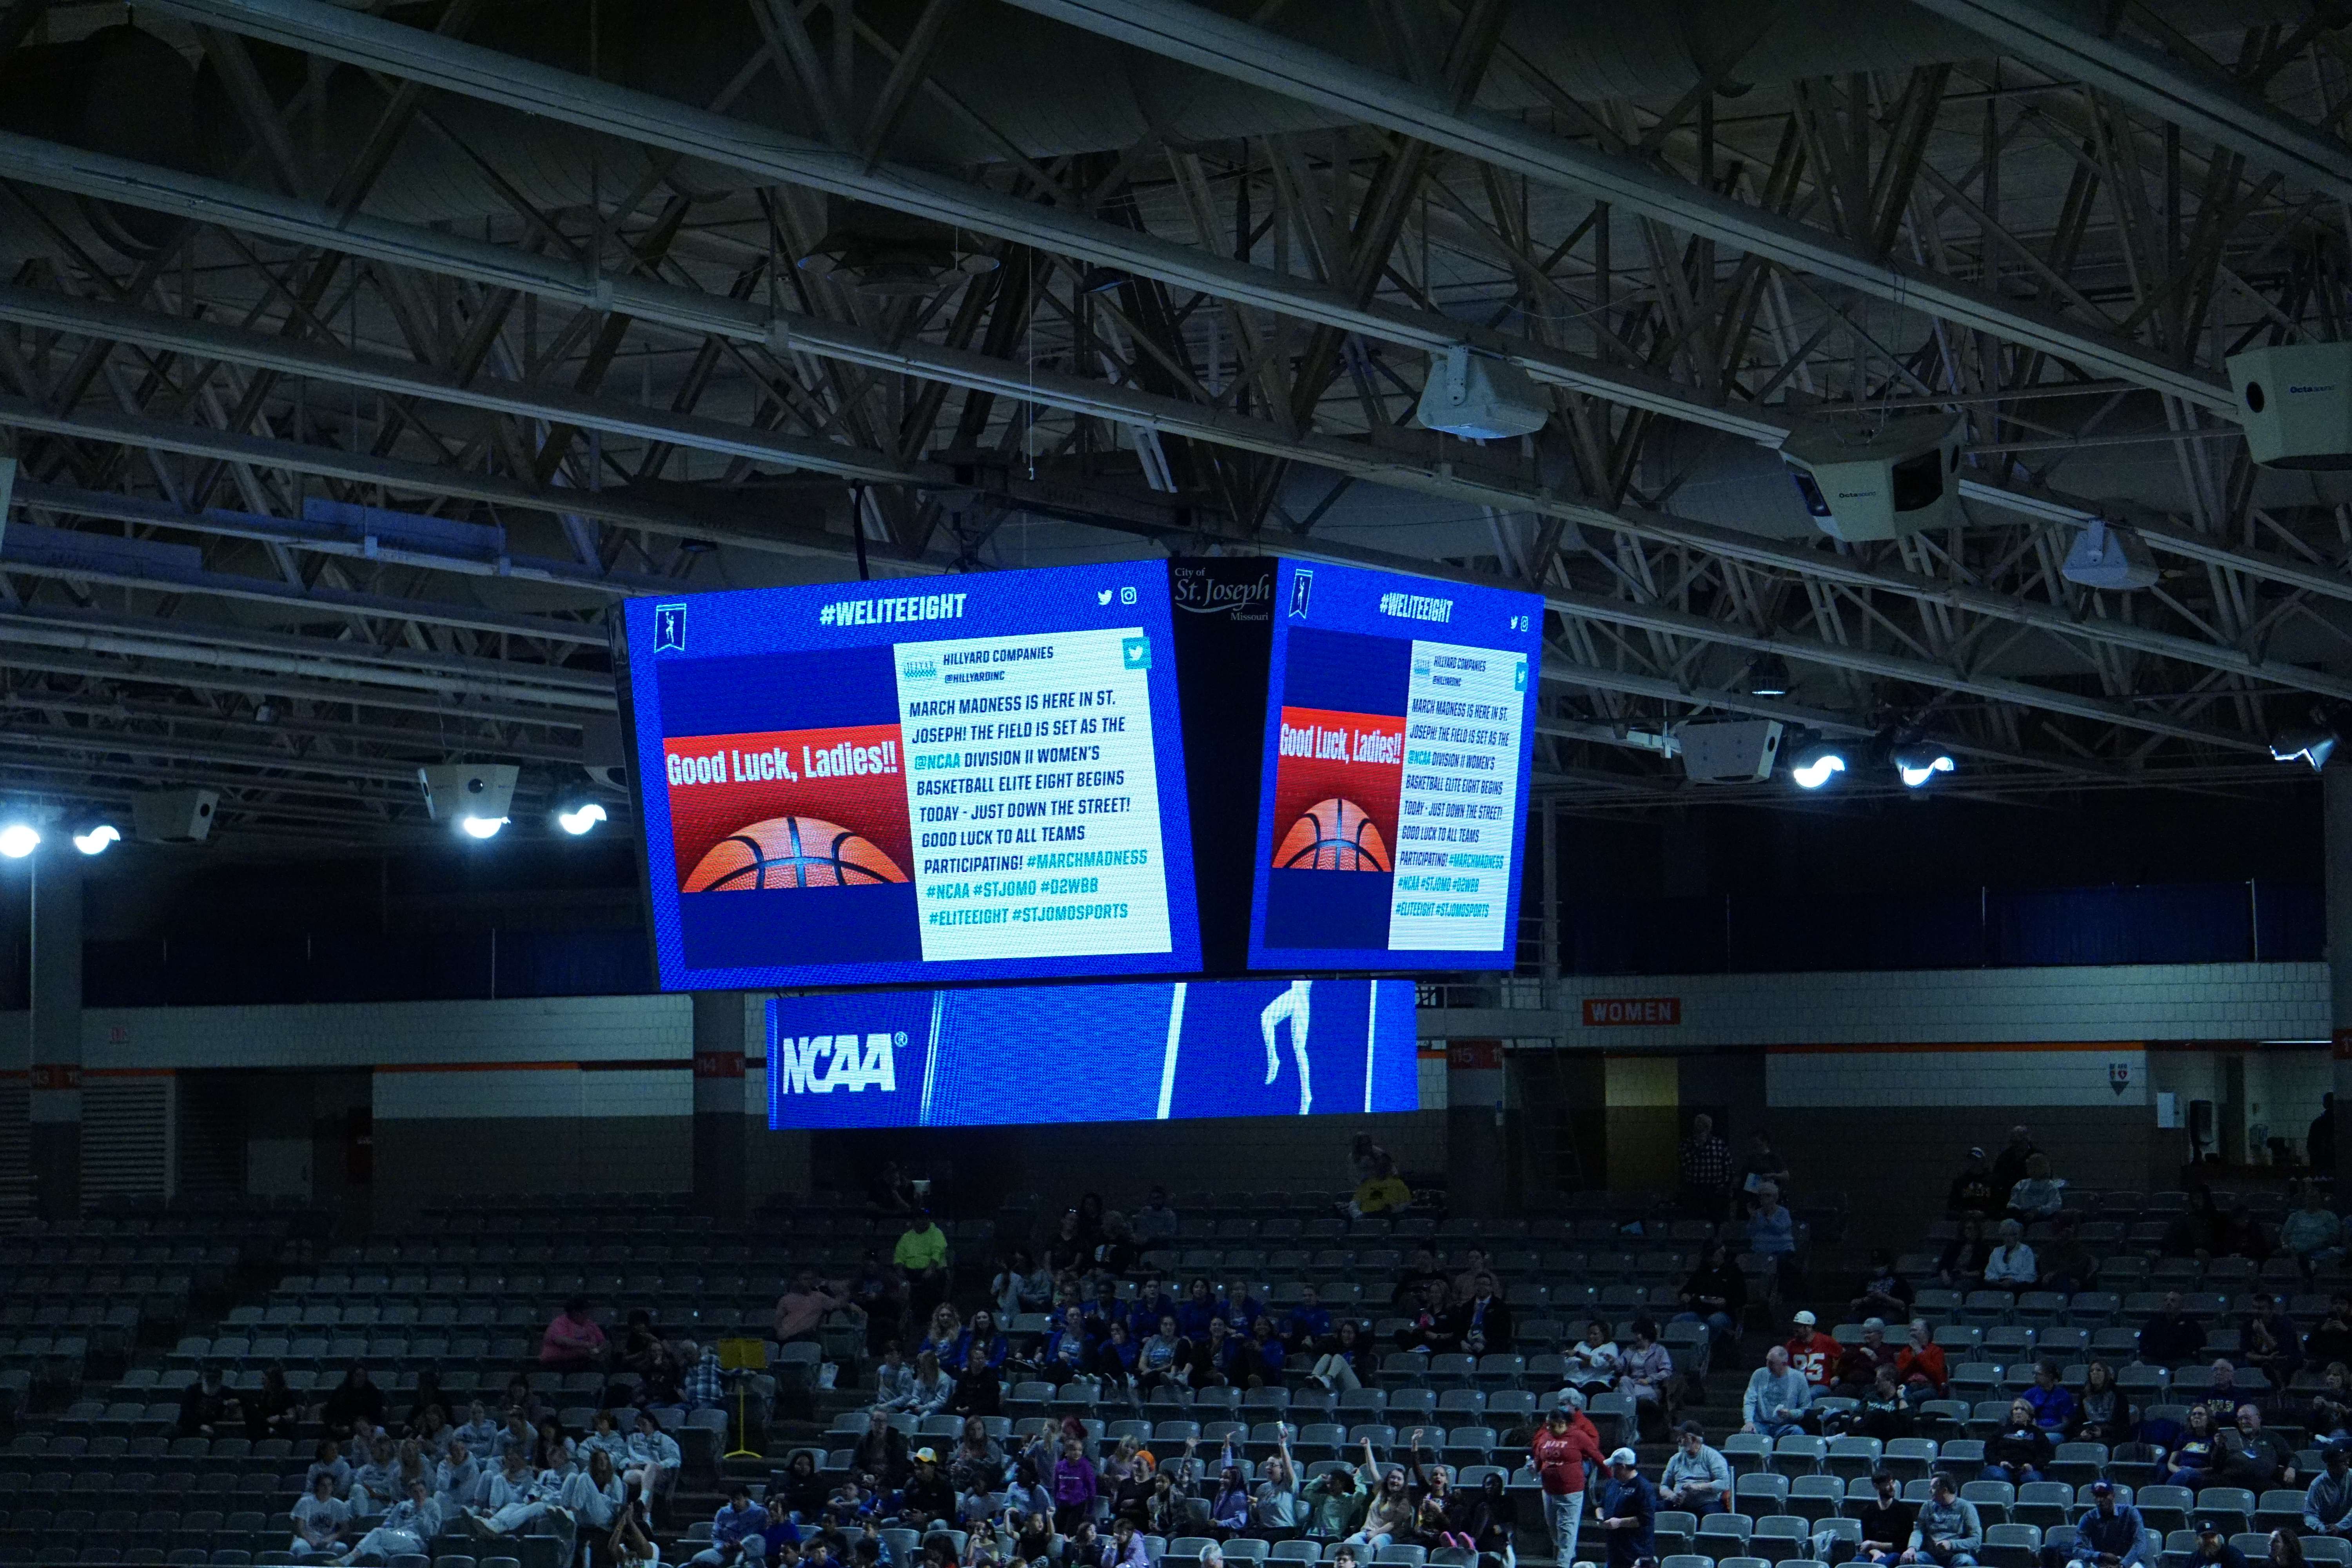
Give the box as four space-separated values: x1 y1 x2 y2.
989 0 2236 412
0 601 616 708
1908 0 2352 203
0 150 2332 741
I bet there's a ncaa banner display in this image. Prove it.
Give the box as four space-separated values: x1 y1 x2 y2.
766 977 1419 1129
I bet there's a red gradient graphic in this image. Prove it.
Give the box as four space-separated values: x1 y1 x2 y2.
663 723 911 893
1267 705 1405 871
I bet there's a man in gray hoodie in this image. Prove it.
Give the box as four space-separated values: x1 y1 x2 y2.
1906 1473 1982 1567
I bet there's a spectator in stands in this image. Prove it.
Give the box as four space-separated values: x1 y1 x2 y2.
888 1350 953 1416
991 1249 1044 1321
1946 1148 2000 1220
1044 1210 1088 1276
1446 1273 1513 1354
1348 1445 1418 1552
1450 1248 1494 1302
1348 1159 1414 1220
2285 1186 2345 1273
1678 1113 1731 1218
179 1363 232 1439
2006 1154 2066 1223
869 1341 914 1406
2216 1403 2297 1493
851 1250 908 1356
1254 1437 1304 1537
1192 1315 1245 1387
1051 1436 1100 1532
1595 1447 1657 1568
1991 1127 2038 1196
1743 1345 1813 1437
1137 1314 1187 1393
1983 1397 2054 1484
1938 1218 1993 1289
1135 1186 1179 1242
1835 1320 1900 1398
323 1365 386 1440
437 1439 481 1512
1906 1473 1982 1567
2315 1365 2352 1445
683 1339 730 1417
1785 1309 1839 1389
2221 1199 2274 1262
1617 1318 1673 1432
903 1448 956 1527
1739 1132 1791 1210
2316 1302 2352 1369
1176 1279 1220 1339
307 1438 353 1498
1283 1284 1333 1353
2066 1479 2147 1568
464 1449 561 1544
292 1470 355 1561
2244 1291 2303 1386
1305 1465 1368 1542
1461 1471 1514 1561
2038 1216 2098 1295
1396 1247 1449 1305
1566 1318 1622 1396
920 1304 964 1367
952 1308 1010 1414
2315 1096 2338 1175
247 1361 299 1443
1857 1362 1915 1439
541 1296 608 1370
344 1474 442 1565
2141 1292 2207 1367
2195 1362 2247 1430
1848 1470 1915 1566
1658 1422 1730 1517
2075 1361 2134 1445
2168 1188 2228 1260
1898 1319 1948 1400
1983 1220 2037 1287
1531 1396 1606 1560
1749 1181 1800 1291
777 1270 847 1349
1240 1314 1288 1387
2022 1361 2076 1432
2165 1403 2223 1488
897 1212 953 1315
693 1484 772 1567
1675 1241 1748 1354
870 1161 919 1214
2305 1443 2352 1537
2187 1518 2247 1568
619 1408 677 1504
1852 1251 1917 1323
352 1435 404 1518
1310 1318 1370 1394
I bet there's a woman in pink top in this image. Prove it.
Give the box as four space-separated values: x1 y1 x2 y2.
541 1297 608 1369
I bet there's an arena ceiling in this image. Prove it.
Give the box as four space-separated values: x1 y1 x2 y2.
0 0 2350 839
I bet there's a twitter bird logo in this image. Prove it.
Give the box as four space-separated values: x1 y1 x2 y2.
1096 588 1114 605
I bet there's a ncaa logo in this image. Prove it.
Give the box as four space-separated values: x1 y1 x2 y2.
774 1031 904 1094
653 603 686 652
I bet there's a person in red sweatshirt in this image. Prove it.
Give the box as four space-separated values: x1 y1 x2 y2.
1530 1392 1607 1562
1784 1309 1840 1390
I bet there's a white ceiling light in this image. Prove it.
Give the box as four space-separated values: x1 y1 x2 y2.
457 815 507 840
0 824 41 858
71 823 121 856
1894 744 1956 788
1788 745 1847 789
556 802 608 836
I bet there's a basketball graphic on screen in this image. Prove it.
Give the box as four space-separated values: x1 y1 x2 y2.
683 816 909 891
1273 798 1392 872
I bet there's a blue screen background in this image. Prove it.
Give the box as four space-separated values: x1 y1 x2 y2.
623 564 1202 991
765 977 1419 1129
1247 559 1543 972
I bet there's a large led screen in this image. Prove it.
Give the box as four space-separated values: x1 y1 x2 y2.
766 977 1417 1127
622 564 1201 990
1248 559 1542 971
